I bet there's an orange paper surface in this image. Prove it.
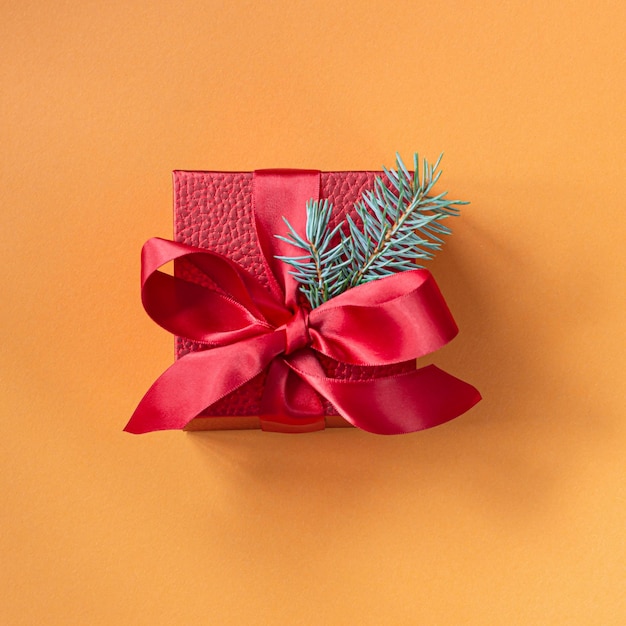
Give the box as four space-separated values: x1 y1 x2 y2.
1 1 624 624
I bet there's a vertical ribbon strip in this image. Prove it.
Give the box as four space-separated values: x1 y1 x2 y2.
253 170 327 431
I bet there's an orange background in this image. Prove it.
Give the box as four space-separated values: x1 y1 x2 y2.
2 1 625 624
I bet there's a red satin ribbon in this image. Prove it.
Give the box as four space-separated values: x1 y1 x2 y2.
125 170 480 434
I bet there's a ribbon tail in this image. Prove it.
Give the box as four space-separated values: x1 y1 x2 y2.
286 358 481 435
125 333 284 434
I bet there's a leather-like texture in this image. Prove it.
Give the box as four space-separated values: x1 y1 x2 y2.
173 170 414 416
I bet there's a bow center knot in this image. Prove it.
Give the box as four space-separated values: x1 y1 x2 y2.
282 308 311 355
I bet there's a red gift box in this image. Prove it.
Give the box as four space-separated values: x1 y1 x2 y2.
173 170 417 431
126 168 480 434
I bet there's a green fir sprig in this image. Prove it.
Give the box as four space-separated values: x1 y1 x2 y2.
275 153 468 309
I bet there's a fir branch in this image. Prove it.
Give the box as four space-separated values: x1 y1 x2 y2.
276 153 468 308
275 199 349 308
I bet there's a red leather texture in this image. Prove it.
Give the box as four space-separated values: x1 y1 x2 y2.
173 170 415 417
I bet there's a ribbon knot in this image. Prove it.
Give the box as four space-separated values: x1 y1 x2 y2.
282 308 311 355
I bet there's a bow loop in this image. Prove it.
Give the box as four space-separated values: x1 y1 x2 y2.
308 269 459 365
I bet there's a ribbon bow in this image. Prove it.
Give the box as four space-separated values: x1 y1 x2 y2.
125 170 480 434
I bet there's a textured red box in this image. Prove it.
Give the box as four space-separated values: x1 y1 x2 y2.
172 170 416 431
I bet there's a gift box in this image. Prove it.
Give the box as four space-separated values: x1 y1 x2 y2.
126 165 480 434
174 170 416 431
